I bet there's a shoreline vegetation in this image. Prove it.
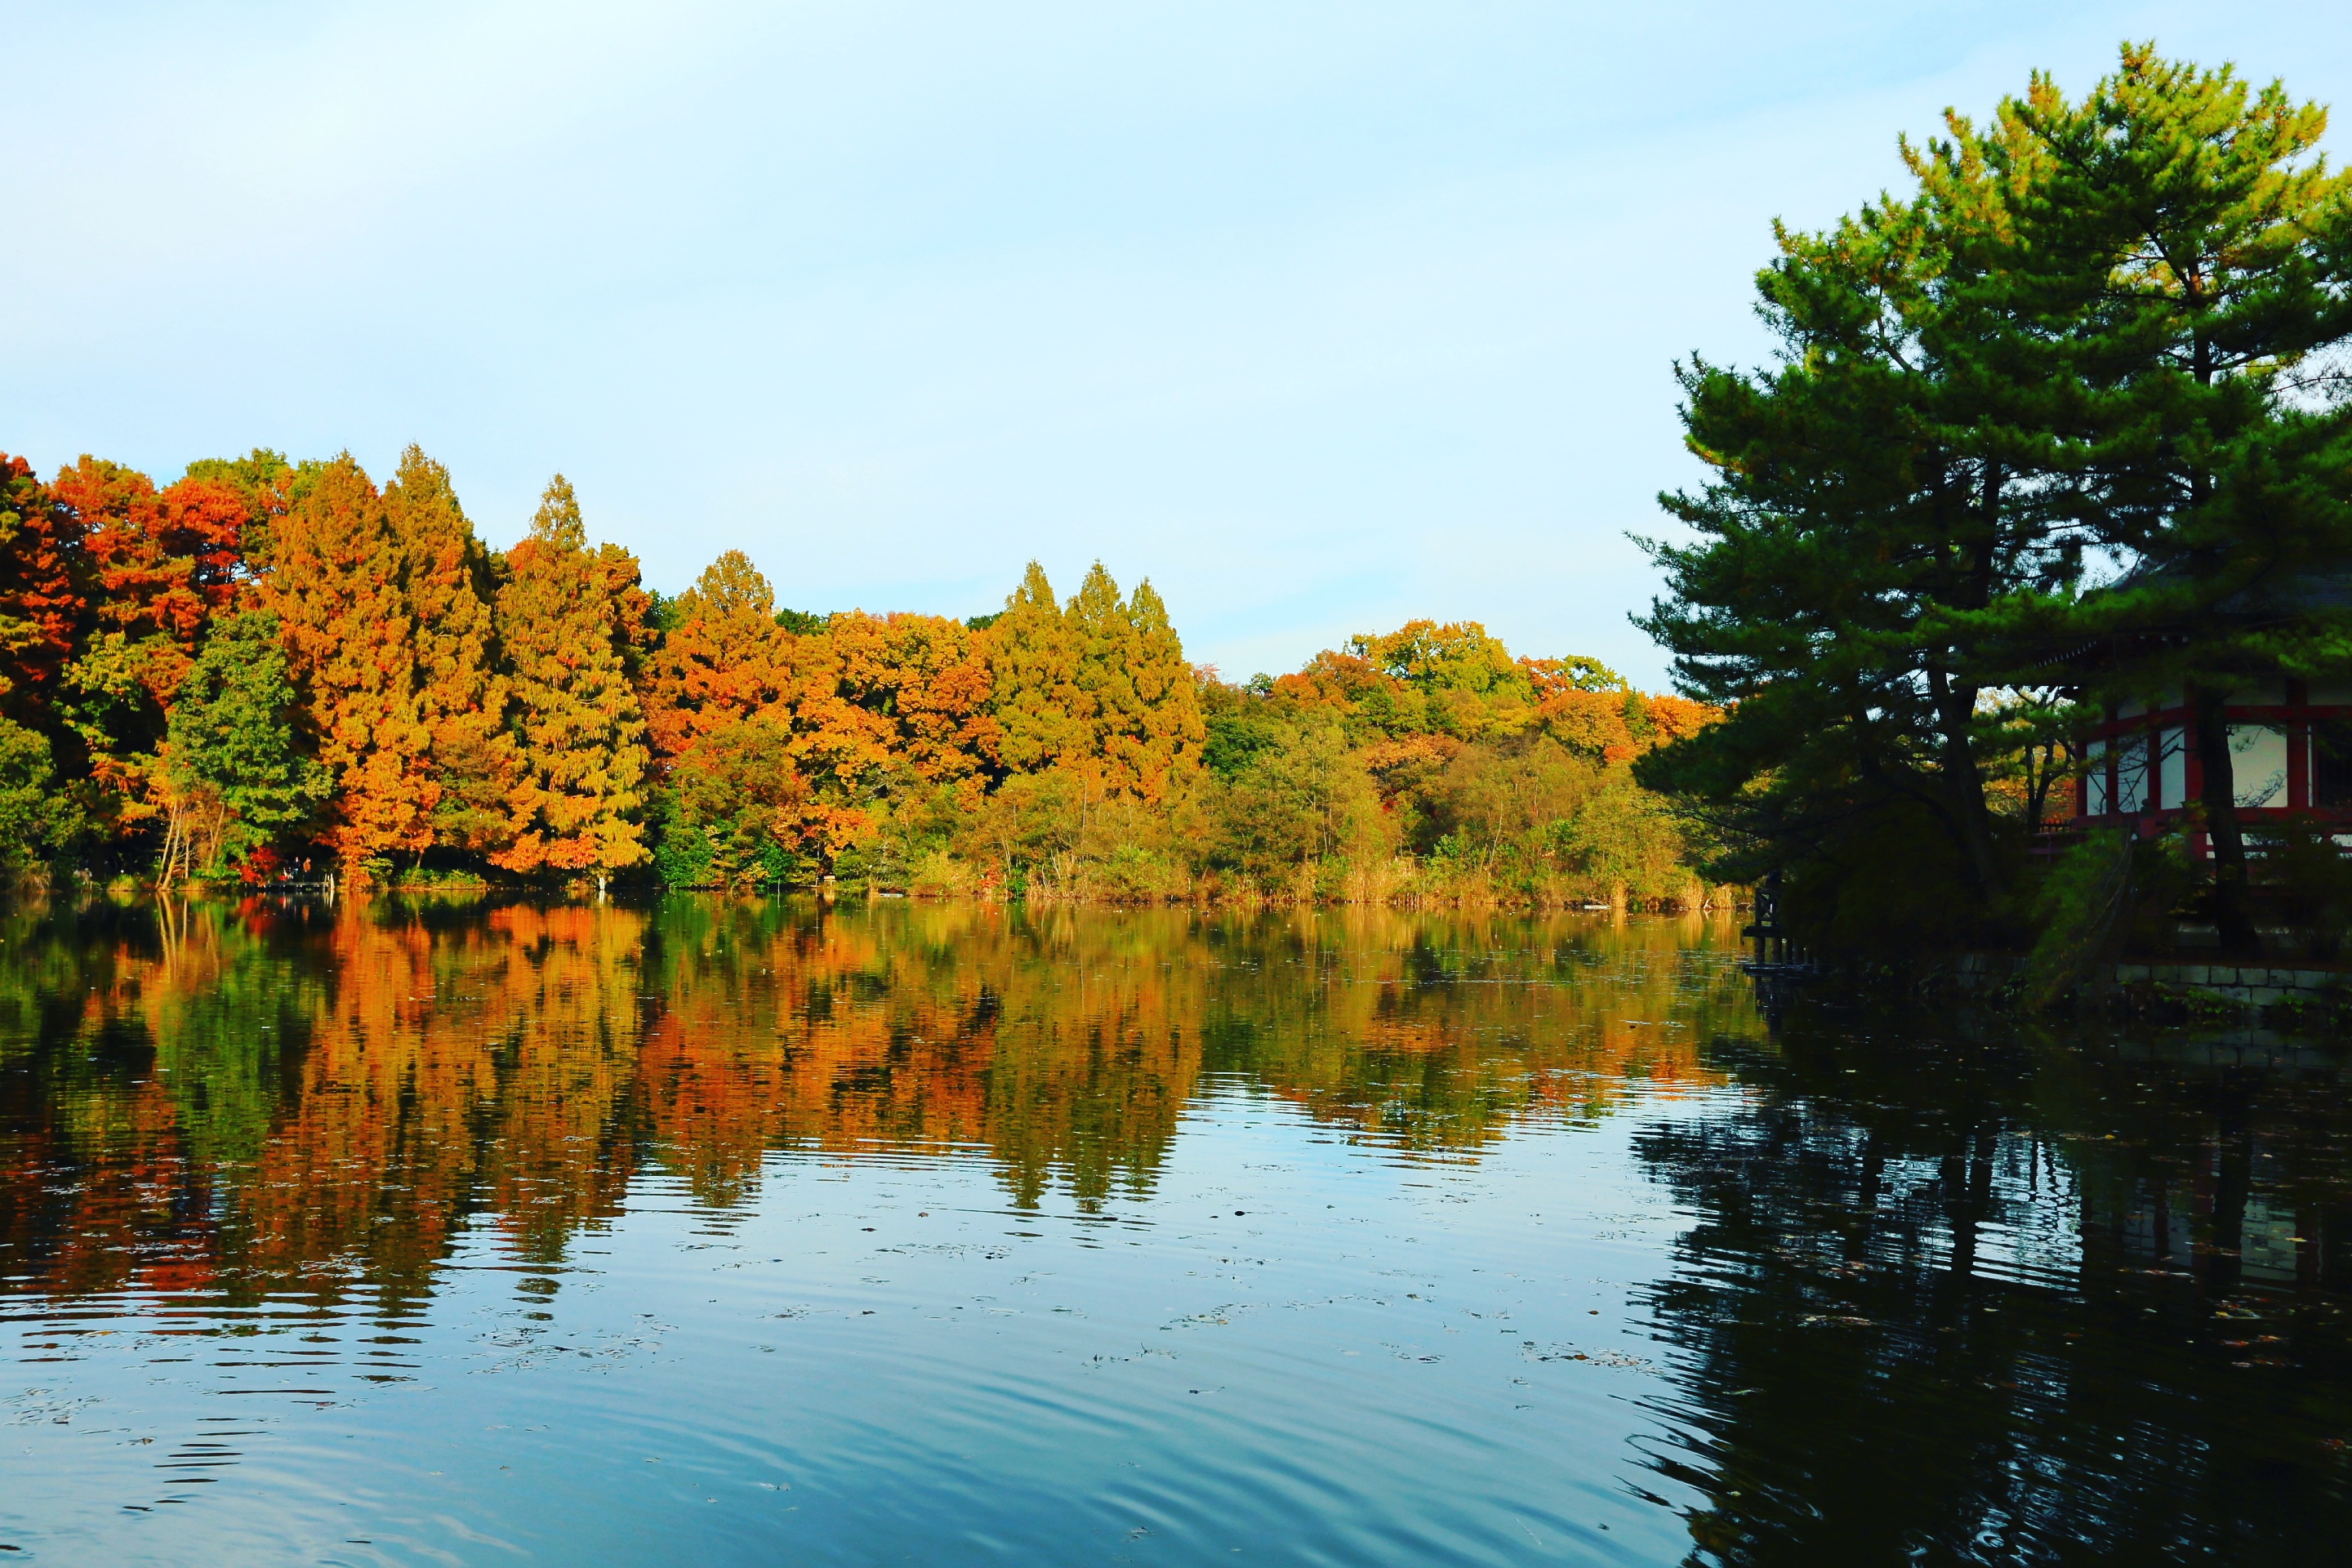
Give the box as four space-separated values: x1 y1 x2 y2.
1 452 1729 912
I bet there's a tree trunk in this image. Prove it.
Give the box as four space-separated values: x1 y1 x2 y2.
158 808 181 892
1926 666 2006 904
2190 683 2259 953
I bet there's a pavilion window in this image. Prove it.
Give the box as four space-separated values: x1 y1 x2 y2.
2230 724 2289 810
2315 719 2352 810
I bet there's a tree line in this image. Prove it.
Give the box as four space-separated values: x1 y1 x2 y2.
0 447 1718 903
1637 44 2352 957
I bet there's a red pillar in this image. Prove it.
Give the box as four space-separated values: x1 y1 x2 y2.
2288 678 2310 813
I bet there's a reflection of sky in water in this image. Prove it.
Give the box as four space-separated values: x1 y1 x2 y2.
2 898 2349 1564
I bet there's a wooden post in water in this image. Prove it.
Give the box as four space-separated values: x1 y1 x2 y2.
1742 870 1784 968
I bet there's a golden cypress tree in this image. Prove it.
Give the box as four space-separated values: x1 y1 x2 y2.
491 476 649 878
638 548 795 759
381 445 513 853
252 454 430 868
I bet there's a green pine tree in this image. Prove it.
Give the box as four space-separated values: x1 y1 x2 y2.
2011 46 2352 950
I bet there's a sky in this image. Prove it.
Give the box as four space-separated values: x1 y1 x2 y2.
4 2 2347 688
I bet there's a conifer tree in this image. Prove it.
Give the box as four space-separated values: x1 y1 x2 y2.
1638 45 2352 952
985 562 1091 776
1068 563 1140 786
595 541 656 681
1636 86 2084 933
382 445 514 854
638 550 802 883
492 476 650 877
2011 47 2352 949
251 454 430 870
1102 577 1203 802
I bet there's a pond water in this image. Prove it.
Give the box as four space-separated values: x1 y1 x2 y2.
1 897 2346 1566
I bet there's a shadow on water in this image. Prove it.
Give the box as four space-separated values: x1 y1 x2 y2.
1635 990 2352 1565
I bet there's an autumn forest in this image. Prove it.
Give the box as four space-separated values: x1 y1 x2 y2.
0 446 1717 904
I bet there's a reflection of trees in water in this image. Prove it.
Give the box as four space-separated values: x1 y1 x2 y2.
1634 1008 2352 1566
1201 906 1752 1150
0 898 1752 1308
0 899 650 1310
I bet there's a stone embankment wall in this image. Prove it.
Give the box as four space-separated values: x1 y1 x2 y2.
1949 953 2350 1020
2107 962 2348 1010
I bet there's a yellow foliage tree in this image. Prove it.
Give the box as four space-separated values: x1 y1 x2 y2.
984 562 1092 776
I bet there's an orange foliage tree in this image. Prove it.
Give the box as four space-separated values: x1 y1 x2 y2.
382 446 513 854
250 454 433 869
3 433 1709 902
0 453 83 719
638 551 819 884
43 457 249 835
492 475 651 878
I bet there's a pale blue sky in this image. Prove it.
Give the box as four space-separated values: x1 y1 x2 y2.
3 2 2345 687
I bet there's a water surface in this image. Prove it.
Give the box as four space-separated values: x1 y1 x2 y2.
1 898 2345 1564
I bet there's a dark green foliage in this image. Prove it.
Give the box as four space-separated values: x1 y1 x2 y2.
1634 111 2068 938
2009 51 2352 948
1201 705 1282 781
1766 799 2004 956
2021 830 2136 1004
1210 725 1388 881
1638 44 2352 956
645 787 715 888
644 590 684 637
0 716 86 869
163 610 328 871
2250 826 2352 959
